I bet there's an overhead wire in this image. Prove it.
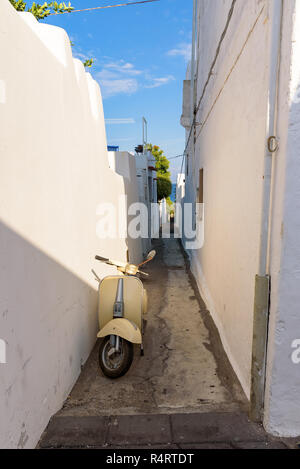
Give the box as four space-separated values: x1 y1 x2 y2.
195 5 265 142
48 0 160 15
179 0 238 176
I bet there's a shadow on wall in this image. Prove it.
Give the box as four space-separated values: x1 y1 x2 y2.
0 220 99 449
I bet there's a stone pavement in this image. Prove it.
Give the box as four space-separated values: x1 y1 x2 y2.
38 412 295 449
49 237 247 419
38 237 299 450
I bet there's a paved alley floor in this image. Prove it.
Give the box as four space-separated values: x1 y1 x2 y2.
39 237 296 449
56 237 246 416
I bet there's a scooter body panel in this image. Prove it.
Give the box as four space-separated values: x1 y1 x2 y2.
98 276 145 331
97 318 142 344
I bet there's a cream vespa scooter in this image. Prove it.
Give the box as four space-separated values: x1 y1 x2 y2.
92 250 156 378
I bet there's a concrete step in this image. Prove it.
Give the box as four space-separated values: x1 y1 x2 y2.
38 412 290 449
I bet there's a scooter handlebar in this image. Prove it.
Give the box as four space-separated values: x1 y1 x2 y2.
95 255 110 263
95 256 149 276
138 270 149 277
95 256 126 269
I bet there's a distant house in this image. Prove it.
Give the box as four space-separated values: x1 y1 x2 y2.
107 145 119 152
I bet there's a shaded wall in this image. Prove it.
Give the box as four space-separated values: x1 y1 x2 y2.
0 2 128 448
181 0 300 436
183 0 271 397
264 0 300 437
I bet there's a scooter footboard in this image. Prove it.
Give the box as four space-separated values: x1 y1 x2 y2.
97 318 142 344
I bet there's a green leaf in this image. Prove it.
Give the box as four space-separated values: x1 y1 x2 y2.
83 58 94 68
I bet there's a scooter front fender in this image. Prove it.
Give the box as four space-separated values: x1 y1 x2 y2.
97 318 142 344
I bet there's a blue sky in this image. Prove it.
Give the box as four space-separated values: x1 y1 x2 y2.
42 0 193 180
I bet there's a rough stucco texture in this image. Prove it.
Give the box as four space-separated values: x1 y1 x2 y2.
186 0 270 398
0 2 130 448
264 0 300 437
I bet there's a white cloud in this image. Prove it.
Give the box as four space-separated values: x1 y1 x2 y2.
104 61 142 76
96 58 174 98
72 47 96 64
97 69 121 80
167 43 192 62
105 118 136 125
96 62 139 98
145 75 175 89
96 60 142 98
99 78 139 98
73 51 91 62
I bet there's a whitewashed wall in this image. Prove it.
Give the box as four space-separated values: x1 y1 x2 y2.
0 1 129 448
186 0 271 398
175 174 185 237
264 0 300 437
108 151 144 265
182 0 300 437
135 154 152 257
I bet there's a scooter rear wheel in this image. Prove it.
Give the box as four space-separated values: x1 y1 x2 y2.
99 337 134 379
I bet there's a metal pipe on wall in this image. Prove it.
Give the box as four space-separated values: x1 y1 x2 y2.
190 0 197 126
189 0 198 224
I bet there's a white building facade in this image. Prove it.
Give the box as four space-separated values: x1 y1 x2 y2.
0 2 145 448
135 150 158 256
179 0 300 437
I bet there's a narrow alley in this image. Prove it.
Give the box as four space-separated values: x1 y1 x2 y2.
38 236 292 449
2 0 300 451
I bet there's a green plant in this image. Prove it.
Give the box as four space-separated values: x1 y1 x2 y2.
147 144 170 178
157 176 172 202
9 0 26 11
9 1 73 20
147 144 172 201
83 59 94 69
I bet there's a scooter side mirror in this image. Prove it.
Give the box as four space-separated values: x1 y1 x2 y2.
147 250 156 261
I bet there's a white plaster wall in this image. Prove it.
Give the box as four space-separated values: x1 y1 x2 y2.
175 174 184 238
108 151 143 265
135 154 151 256
264 0 300 437
0 1 129 448
185 0 271 397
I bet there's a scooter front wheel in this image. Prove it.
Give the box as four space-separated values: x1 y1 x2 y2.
99 336 133 379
